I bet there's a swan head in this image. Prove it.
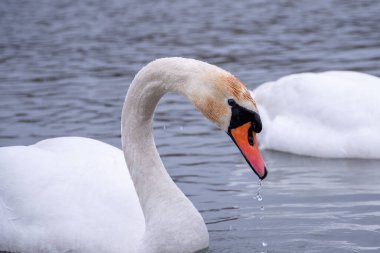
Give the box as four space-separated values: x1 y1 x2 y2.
188 70 267 180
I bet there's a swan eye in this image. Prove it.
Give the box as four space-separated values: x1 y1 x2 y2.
228 99 236 106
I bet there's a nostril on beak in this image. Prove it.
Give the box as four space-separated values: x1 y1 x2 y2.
248 125 254 146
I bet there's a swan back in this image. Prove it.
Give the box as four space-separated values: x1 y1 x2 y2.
0 137 144 253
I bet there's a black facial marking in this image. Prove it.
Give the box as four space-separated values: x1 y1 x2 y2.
228 100 262 133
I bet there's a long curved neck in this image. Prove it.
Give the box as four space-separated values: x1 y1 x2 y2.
121 58 212 252
121 59 193 216
121 67 174 215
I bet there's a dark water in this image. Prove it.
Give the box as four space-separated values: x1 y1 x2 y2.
1 0 380 252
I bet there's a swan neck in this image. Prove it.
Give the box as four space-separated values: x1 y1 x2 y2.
121 59 193 187
121 68 176 213
121 59 210 253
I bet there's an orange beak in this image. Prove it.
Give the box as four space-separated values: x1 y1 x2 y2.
229 122 267 179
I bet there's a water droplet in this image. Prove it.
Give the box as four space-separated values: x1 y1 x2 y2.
255 179 265 220
163 125 166 131
179 126 184 131
262 241 268 247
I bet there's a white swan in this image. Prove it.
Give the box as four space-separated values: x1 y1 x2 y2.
252 71 380 158
0 58 267 253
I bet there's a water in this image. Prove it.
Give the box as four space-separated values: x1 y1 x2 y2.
1 0 380 252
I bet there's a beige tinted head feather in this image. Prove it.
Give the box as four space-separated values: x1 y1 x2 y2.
187 69 259 132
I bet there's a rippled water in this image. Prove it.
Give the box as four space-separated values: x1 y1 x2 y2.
1 0 380 252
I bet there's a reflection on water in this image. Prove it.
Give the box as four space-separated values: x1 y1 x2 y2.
1 0 380 252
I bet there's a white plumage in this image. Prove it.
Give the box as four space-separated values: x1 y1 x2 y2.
0 137 144 253
253 71 380 158
2 57 265 253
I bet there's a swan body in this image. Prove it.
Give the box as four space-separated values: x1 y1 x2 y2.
0 137 144 253
253 71 380 158
0 58 266 253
